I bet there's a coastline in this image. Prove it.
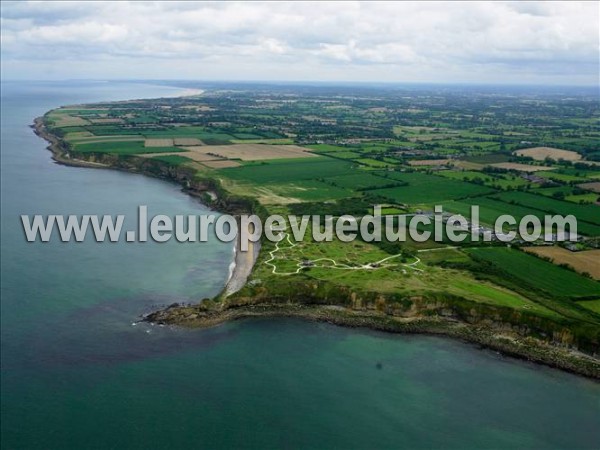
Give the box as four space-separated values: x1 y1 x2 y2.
143 303 600 379
32 115 259 298
170 88 205 98
33 112 600 380
223 227 261 297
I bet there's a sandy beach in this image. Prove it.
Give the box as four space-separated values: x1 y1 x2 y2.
224 221 261 296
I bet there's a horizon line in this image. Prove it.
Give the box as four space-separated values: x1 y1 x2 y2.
1 78 599 89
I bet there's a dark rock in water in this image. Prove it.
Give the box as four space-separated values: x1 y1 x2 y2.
167 302 180 309
376 362 383 370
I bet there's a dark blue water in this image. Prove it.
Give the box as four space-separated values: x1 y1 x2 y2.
1 81 599 450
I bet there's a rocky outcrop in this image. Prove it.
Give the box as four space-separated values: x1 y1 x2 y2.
143 302 600 379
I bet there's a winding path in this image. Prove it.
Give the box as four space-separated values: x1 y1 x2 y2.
264 233 424 275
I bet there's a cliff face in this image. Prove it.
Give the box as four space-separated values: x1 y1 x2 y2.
228 281 599 352
143 294 600 379
35 115 261 216
69 151 265 215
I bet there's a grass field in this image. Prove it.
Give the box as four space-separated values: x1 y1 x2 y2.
134 126 237 142
66 134 144 143
370 172 495 204
577 300 600 314
253 234 558 316
444 197 600 236
258 180 354 202
220 158 356 183
325 151 363 159
466 247 600 298
445 197 546 224
327 173 403 190
230 138 294 145
449 279 546 310
565 193 599 203
417 247 470 265
356 158 394 168
306 144 353 153
523 247 600 280
438 170 528 190
491 191 600 226
537 171 589 183
76 125 149 136
149 155 193 166
73 141 183 155
464 153 510 164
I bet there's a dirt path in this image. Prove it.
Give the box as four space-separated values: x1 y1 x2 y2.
264 232 424 275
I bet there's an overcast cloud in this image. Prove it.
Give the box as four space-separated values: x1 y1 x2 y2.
1 1 598 85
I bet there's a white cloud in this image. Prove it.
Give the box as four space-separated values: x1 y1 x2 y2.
0 1 598 84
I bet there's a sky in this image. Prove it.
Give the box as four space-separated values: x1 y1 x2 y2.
1 1 598 85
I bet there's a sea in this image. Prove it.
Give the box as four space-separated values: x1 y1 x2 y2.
1 80 598 449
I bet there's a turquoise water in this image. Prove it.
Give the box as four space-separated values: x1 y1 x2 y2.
1 81 599 449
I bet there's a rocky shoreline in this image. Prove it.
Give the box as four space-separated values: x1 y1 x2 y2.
34 114 600 381
143 303 600 379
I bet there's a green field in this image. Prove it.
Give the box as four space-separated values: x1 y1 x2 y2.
445 198 547 225
142 127 236 142
325 151 363 159
533 186 599 204
356 158 394 168
463 153 510 164
261 180 354 202
577 300 600 314
253 233 559 317
220 159 356 183
77 124 237 143
565 193 599 203
327 173 403 190
73 141 183 155
444 197 600 236
370 172 495 204
466 247 600 298
491 191 600 226
306 144 353 153
438 170 528 190
537 171 589 183
76 125 150 136
450 279 546 310
150 155 193 165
